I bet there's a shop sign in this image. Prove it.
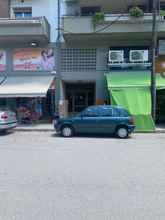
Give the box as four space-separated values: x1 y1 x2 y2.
13 48 55 71
0 49 6 71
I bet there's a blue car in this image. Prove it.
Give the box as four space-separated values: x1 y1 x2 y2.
53 105 135 138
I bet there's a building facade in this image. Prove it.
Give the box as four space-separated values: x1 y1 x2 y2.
1 0 165 125
0 0 59 123
61 0 165 124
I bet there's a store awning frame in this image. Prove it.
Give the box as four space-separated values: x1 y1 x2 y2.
0 75 55 98
106 71 165 90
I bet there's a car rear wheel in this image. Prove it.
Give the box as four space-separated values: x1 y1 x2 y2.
61 125 74 137
116 127 128 139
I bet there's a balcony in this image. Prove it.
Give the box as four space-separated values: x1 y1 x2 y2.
0 16 50 45
62 13 165 43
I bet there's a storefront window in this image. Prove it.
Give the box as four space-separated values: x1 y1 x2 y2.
0 96 54 124
17 98 43 123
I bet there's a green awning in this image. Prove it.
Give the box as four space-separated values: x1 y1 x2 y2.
106 71 165 89
106 71 165 132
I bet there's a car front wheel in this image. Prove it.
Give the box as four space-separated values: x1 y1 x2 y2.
61 125 74 137
116 127 128 139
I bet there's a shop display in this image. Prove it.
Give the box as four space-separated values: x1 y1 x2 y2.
17 98 43 123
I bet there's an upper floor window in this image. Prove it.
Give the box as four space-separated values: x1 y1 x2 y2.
13 7 32 18
160 1 165 10
81 6 101 16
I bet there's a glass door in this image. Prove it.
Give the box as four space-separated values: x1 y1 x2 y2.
66 83 95 114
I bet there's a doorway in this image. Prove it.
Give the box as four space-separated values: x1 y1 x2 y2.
65 83 95 113
156 89 165 123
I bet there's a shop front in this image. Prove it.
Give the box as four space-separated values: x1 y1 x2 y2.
0 46 56 124
106 71 165 132
0 76 55 124
156 55 165 122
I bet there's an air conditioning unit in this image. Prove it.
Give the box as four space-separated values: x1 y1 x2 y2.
109 50 124 63
129 50 148 63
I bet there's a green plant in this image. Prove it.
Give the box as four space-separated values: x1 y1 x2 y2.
160 10 165 16
92 12 105 29
129 6 144 18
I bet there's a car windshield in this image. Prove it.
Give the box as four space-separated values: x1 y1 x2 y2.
76 106 131 117
118 108 131 117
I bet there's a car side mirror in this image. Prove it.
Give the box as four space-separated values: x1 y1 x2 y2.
80 113 84 118
53 113 59 120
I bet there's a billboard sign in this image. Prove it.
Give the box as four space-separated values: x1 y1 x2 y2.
13 48 55 71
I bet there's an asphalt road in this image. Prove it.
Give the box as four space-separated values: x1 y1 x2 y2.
0 131 165 220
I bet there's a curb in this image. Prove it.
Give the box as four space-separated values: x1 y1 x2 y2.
155 130 165 133
14 128 54 132
14 129 165 133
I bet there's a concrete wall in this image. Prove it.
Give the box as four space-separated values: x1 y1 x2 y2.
59 45 110 101
0 0 9 18
10 0 58 42
60 37 151 102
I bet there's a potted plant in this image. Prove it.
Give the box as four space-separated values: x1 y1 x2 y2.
129 6 144 18
92 12 105 29
160 10 165 20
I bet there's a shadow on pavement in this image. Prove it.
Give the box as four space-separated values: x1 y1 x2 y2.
51 133 132 139
0 130 15 136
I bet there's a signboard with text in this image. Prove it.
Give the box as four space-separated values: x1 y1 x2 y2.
13 48 55 71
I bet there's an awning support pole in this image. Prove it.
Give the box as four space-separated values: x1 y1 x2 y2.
151 0 158 121
55 0 62 113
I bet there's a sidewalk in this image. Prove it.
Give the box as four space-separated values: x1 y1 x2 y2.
15 123 54 132
14 123 165 133
156 123 165 133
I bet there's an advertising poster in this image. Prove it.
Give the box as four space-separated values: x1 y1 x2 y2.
0 50 6 71
13 48 55 71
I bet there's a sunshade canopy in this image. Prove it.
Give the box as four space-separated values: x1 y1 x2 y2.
106 71 165 89
0 76 55 97
106 71 165 132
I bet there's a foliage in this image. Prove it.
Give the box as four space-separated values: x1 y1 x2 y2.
92 12 105 29
160 10 165 16
129 6 144 18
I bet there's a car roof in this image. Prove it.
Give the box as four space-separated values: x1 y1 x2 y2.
88 105 125 110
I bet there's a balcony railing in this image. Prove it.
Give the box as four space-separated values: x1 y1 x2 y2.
0 16 50 44
104 13 153 22
62 13 165 40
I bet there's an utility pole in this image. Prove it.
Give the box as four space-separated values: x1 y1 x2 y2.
55 0 61 112
151 0 157 121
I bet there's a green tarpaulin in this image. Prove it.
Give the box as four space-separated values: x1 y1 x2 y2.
106 71 165 132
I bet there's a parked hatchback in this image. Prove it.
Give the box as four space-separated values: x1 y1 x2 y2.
54 105 135 138
0 108 17 132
